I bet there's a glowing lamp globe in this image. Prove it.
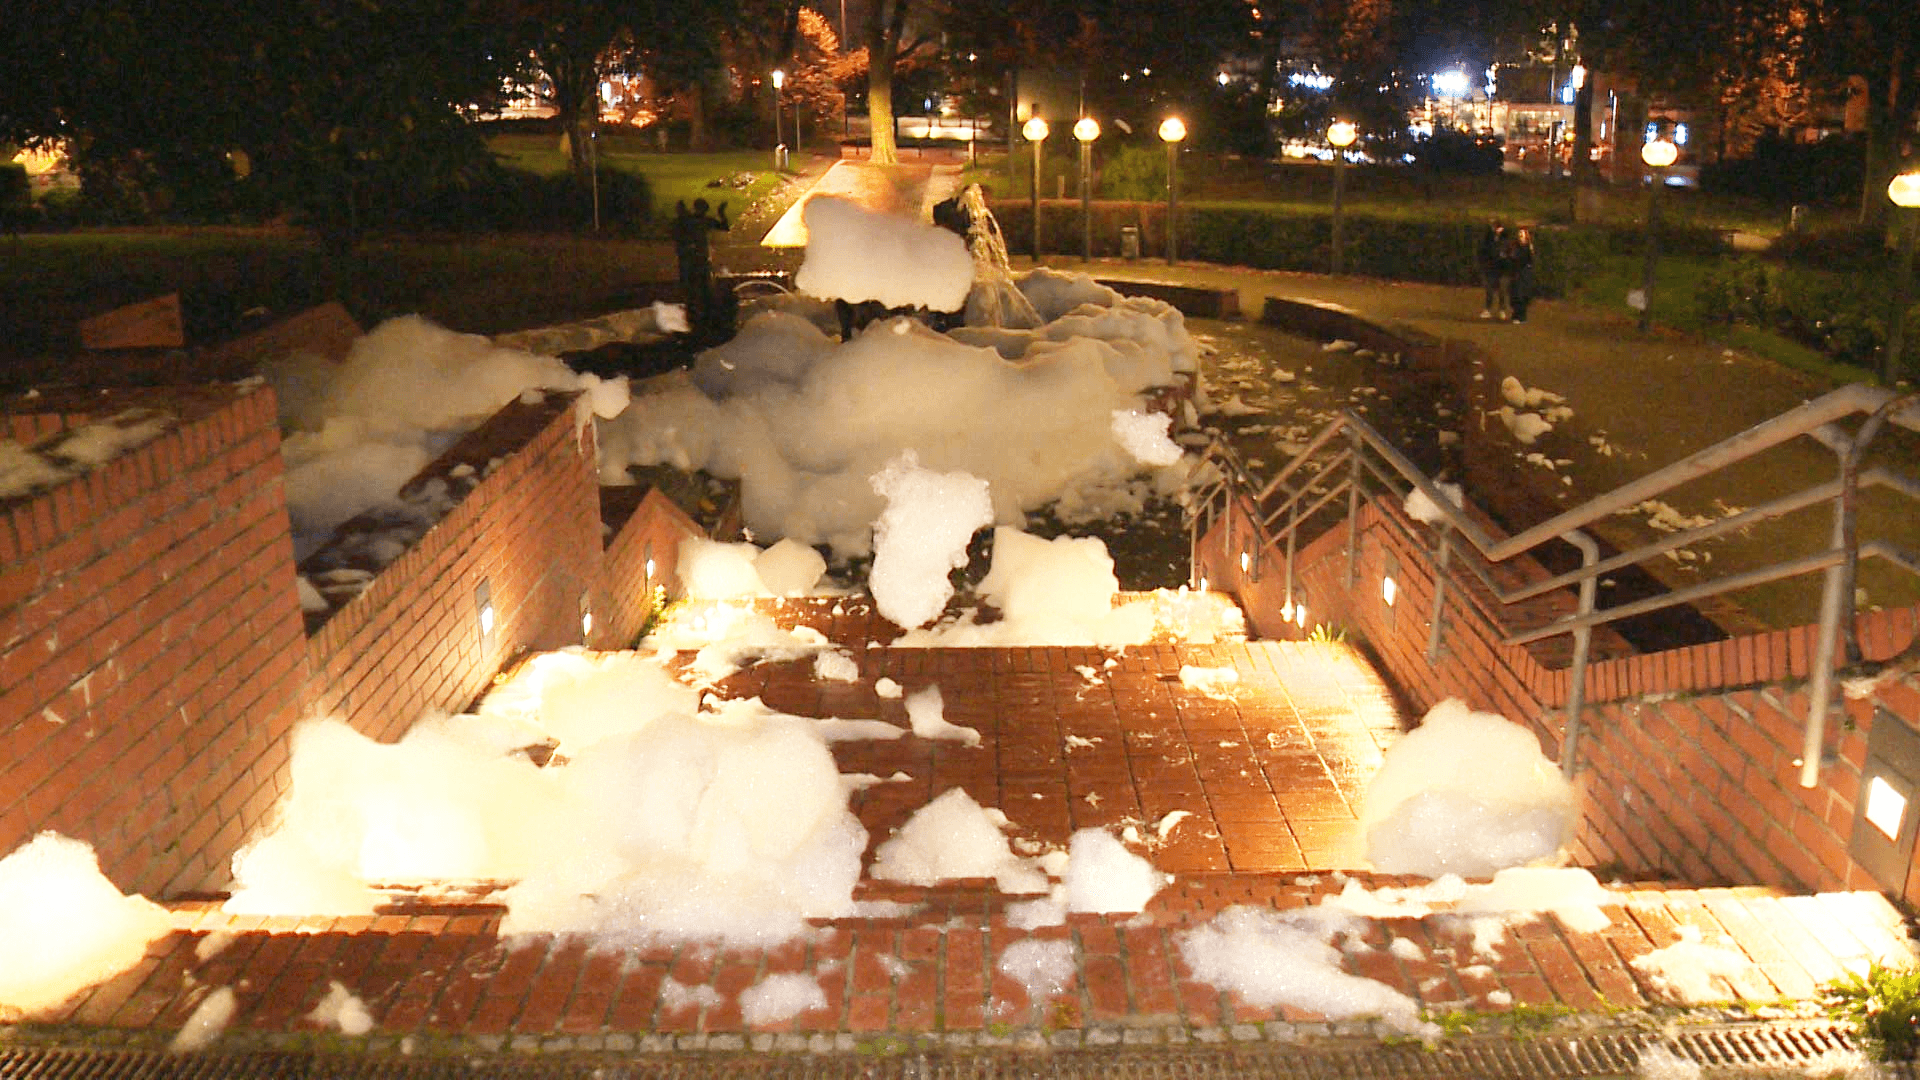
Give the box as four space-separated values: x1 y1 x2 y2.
1159 117 1187 144
1641 139 1678 168
771 69 785 90
1891 171 1920 209
1023 116 1050 142
1327 121 1358 149
1074 117 1100 142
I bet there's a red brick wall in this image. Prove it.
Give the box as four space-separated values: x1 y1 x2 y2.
0 386 308 897
302 396 604 744
1200 495 1920 900
595 485 703 649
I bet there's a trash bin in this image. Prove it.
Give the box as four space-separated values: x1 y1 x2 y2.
775 144 789 171
1790 204 1808 233
1120 226 1141 260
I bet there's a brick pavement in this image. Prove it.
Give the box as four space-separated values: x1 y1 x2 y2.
6 598 1915 1051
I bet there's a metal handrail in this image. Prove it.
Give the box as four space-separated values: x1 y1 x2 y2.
1186 383 1920 787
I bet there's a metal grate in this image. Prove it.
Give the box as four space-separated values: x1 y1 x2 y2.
0 1023 1878 1080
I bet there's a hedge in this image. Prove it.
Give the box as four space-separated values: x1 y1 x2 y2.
986 199 1722 300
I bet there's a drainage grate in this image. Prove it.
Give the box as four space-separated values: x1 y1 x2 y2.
0 1023 1871 1080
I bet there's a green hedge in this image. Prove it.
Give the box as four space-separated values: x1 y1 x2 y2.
1696 255 1914 372
987 200 1694 300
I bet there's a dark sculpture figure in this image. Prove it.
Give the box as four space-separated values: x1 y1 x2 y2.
672 198 729 338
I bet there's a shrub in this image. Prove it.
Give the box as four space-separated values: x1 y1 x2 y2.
1825 963 1920 1061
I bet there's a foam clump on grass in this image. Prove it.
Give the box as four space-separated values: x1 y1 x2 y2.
1179 906 1437 1038
227 651 867 950
868 452 993 629
0 831 174 1016
895 527 1154 647
870 788 1049 894
1360 698 1573 879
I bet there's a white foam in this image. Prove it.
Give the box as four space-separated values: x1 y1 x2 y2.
1179 906 1436 1037
308 979 375 1035
1360 699 1573 878
869 788 1048 894
997 938 1077 1003
867 452 993 629
1064 829 1165 914
170 986 237 1052
905 685 981 745
794 196 974 311
740 971 828 1025
0 832 174 1016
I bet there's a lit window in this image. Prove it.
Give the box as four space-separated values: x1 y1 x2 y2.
1866 776 1908 841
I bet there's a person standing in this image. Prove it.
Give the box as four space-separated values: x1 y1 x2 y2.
1504 227 1537 324
672 198 729 336
1476 220 1507 319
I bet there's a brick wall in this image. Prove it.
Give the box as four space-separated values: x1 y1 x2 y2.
595 484 703 649
0 385 308 897
1199 495 1920 901
2 380 711 899
301 395 604 744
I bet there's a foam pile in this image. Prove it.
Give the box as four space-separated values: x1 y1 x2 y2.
1360 698 1573 878
0 832 174 1016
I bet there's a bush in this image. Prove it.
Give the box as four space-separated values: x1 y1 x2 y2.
1403 129 1506 176
1694 255 1914 372
0 163 29 232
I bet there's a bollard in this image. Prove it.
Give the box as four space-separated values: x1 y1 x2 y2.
1120 226 1140 260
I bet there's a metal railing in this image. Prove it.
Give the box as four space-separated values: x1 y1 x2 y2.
1187 383 1920 786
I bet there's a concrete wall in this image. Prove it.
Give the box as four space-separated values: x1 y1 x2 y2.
1198 494 1919 900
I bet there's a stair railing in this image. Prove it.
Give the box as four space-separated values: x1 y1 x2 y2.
1187 383 1920 785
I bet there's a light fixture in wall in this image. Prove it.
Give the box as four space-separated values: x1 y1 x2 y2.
1382 552 1400 607
1294 602 1309 628
476 580 496 650
580 591 594 641
1240 551 1251 574
1865 776 1906 841
644 542 656 583
1849 708 1920 892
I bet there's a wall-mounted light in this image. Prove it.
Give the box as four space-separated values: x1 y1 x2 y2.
1239 551 1251 574
580 591 594 641
1866 776 1907 841
1850 708 1920 891
1382 552 1400 606
1294 601 1309 629
476 580 496 649
644 542 656 584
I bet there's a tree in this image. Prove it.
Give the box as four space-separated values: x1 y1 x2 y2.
861 0 939 165
3 0 516 251
514 1 639 183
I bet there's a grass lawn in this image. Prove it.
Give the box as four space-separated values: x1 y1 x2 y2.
484 136 787 221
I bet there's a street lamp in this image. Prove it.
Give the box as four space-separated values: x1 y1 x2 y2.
1637 137 1678 332
1074 116 1100 262
1885 169 1920 383
771 69 786 169
1023 115 1049 262
1159 116 1186 265
1327 120 1358 275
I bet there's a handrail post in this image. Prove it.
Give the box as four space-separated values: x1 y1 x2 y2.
1285 495 1299 616
1346 425 1364 590
1426 528 1451 660
1561 531 1600 778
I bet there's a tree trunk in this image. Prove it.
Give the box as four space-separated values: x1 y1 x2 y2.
1860 69 1895 228
867 66 897 164
689 82 712 152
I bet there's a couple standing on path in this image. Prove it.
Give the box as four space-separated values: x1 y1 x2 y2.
1477 220 1536 323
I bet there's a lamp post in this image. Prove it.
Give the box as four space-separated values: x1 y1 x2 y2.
1023 116 1049 262
771 69 786 169
1074 116 1100 262
1326 120 1357 275
1886 170 1920 383
1637 137 1678 332
1159 116 1186 265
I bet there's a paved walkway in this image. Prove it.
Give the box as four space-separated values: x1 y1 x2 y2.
8 600 1914 1063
